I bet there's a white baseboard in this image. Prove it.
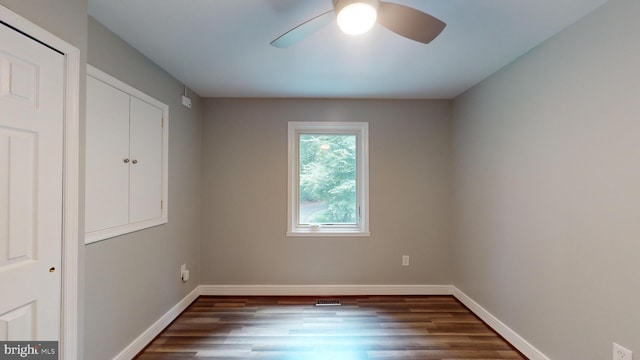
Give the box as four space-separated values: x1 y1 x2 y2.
199 284 454 296
113 286 200 360
452 287 551 360
114 284 550 360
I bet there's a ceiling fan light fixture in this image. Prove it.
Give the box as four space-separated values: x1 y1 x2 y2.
336 0 378 36
271 0 446 48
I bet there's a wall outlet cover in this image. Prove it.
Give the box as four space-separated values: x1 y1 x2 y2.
614 343 632 360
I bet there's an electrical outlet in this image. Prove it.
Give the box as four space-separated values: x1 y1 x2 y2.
180 264 189 282
402 255 409 266
614 343 632 360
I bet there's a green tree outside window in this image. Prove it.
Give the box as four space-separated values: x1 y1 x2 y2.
299 134 357 224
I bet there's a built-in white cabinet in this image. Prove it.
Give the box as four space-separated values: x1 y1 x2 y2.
85 65 168 244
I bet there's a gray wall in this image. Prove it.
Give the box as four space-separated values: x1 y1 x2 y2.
0 0 88 358
451 0 640 358
84 17 203 360
201 99 451 285
0 0 87 52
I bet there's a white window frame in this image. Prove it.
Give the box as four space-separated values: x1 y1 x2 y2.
287 121 370 237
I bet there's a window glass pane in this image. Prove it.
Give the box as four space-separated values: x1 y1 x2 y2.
299 134 357 225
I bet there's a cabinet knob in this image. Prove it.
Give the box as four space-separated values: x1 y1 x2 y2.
132 159 138 164
123 159 130 163
49 267 56 273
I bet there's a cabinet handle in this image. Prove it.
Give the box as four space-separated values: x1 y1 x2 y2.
123 159 130 163
132 159 138 164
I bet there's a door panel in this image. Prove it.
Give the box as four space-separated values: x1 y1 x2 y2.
0 129 35 267
85 75 130 233
0 22 64 341
129 96 163 223
0 49 37 106
0 302 35 340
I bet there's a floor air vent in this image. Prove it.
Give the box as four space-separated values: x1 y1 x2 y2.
316 299 341 306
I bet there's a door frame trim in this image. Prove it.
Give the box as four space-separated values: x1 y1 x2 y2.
0 6 81 360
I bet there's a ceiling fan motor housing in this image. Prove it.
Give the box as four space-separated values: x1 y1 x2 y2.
333 0 380 14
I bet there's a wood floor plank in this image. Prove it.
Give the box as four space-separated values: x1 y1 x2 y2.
134 296 527 359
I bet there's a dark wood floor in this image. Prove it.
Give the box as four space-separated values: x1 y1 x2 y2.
135 295 527 360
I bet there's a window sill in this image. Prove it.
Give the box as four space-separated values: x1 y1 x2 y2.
286 230 371 237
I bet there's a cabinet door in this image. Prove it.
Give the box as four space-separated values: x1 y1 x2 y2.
129 96 164 224
85 76 130 233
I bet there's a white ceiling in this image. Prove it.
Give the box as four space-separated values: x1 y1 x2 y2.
87 0 609 99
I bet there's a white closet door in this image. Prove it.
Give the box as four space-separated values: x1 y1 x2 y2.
129 96 163 224
0 21 64 340
85 76 131 233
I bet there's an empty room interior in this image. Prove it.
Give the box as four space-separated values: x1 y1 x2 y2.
0 0 639 359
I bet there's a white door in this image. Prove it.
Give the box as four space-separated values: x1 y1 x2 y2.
0 22 64 340
85 75 130 233
129 96 163 224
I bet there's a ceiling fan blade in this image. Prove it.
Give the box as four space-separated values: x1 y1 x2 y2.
377 2 446 44
271 10 335 48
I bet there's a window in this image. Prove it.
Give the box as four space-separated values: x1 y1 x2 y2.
287 122 369 236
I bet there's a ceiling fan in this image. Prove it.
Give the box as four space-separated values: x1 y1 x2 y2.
271 0 446 48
